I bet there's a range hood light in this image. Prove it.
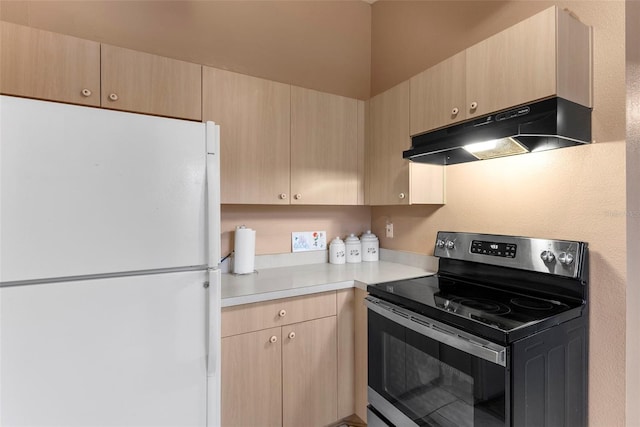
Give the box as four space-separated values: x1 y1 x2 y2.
463 139 499 154
463 137 529 160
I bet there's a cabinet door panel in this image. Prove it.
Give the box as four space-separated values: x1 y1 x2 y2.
367 81 410 206
283 316 338 427
203 68 291 204
1 22 100 106
101 45 201 120
465 6 556 117
410 51 466 135
291 87 359 205
221 327 282 427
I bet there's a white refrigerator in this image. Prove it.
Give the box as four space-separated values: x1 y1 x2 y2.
0 95 222 426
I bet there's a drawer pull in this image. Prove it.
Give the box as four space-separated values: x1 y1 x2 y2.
279 309 287 317
288 331 296 340
109 93 119 102
81 88 92 97
269 335 278 344
451 107 459 115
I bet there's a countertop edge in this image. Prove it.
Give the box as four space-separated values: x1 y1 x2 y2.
221 280 356 307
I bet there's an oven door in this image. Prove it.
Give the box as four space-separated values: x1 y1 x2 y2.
367 296 509 427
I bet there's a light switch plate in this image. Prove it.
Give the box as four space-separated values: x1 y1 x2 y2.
292 231 327 252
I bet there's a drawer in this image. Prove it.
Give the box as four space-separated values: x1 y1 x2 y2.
222 291 337 337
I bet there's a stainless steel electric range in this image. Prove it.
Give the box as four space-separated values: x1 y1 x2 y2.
366 232 589 427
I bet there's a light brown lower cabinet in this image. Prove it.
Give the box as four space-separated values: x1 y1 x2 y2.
282 316 337 427
221 292 341 427
221 327 282 427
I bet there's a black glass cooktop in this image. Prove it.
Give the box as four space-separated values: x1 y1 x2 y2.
367 275 585 344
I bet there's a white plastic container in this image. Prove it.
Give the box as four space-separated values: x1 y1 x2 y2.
329 237 346 264
361 230 379 262
345 234 362 263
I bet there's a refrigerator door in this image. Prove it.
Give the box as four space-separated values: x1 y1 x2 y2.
0 96 207 283
0 271 208 426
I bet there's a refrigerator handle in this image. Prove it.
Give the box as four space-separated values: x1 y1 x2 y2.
207 269 221 427
206 122 221 267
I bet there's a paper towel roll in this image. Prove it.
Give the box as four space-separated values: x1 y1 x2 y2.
233 226 256 274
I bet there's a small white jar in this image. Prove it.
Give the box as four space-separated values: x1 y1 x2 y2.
345 234 362 263
361 230 379 262
329 237 346 264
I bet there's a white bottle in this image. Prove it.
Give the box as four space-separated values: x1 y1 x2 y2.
329 237 346 264
361 230 379 262
345 234 362 263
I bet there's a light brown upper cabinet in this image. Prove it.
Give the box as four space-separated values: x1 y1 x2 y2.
410 6 591 136
291 87 363 205
466 6 591 118
1 22 100 107
101 45 202 120
368 81 444 206
410 51 466 136
202 68 291 205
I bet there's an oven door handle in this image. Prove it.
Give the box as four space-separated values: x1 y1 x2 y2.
366 297 507 366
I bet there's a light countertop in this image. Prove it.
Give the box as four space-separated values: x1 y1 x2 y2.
221 259 436 307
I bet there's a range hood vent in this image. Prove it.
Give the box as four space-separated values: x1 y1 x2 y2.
404 97 592 165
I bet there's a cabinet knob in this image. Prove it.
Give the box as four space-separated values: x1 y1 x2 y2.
108 93 119 102
288 331 296 340
399 193 406 199
81 88 92 97
294 194 302 200
269 336 278 344
470 101 478 110
279 193 287 200
278 309 287 317
451 107 459 115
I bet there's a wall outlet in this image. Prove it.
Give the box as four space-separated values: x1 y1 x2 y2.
385 223 394 238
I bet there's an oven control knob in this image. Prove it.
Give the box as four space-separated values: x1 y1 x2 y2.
540 250 555 263
445 240 455 250
436 239 445 248
558 252 574 265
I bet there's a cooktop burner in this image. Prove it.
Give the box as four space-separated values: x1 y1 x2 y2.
447 297 511 315
510 297 562 311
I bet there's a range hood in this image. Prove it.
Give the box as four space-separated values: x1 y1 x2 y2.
404 97 592 165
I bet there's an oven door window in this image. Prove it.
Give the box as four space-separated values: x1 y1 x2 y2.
368 310 506 427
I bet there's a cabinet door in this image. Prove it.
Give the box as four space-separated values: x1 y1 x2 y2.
283 316 338 427
465 6 556 117
1 22 100 106
410 51 466 135
221 327 282 427
203 68 291 204
101 44 201 120
367 81 411 205
291 87 359 205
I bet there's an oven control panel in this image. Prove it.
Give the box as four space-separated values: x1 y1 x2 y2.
434 231 586 279
470 240 517 258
